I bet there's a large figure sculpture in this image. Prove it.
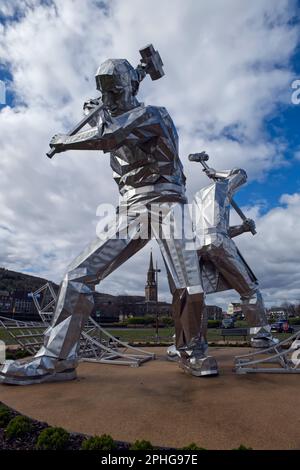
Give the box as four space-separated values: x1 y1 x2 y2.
0 45 218 385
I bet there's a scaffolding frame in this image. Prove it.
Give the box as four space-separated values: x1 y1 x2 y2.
0 283 155 367
235 330 300 374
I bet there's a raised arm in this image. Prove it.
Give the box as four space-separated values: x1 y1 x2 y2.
83 97 103 128
204 167 247 195
49 106 151 154
228 218 256 238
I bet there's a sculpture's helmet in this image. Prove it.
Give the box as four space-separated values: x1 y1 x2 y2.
95 59 140 96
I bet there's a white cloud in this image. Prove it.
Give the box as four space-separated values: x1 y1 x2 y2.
216 192 300 308
0 0 299 305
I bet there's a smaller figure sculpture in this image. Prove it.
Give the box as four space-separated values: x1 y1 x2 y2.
191 153 278 348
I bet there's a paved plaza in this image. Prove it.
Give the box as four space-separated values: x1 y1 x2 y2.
1 347 299 449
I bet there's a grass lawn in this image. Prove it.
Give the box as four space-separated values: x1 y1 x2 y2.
0 327 45 346
107 327 291 344
107 327 175 343
0 325 294 347
0 327 17 344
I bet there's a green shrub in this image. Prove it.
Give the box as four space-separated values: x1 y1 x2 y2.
289 317 300 325
232 444 253 450
127 317 146 325
81 434 116 451
127 316 155 326
14 349 29 359
182 442 207 450
5 415 33 439
0 405 12 427
207 320 221 328
161 316 174 326
36 427 69 450
130 439 154 450
6 349 29 360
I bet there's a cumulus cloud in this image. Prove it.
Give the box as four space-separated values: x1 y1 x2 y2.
238 192 300 300
294 150 300 160
0 0 299 305
207 192 300 309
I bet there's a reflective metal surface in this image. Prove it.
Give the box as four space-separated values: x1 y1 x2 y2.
193 165 275 345
235 332 300 374
0 46 216 385
2 47 281 384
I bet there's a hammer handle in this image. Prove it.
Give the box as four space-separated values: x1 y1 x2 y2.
190 155 256 235
46 102 104 158
230 199 256 235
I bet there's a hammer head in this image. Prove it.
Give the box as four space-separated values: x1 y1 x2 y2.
188 152 209 163
139 44 164 80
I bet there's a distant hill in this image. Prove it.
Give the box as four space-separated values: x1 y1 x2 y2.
0 267 170 323
0 267 58 293
0 268 145 302
0 267 168 306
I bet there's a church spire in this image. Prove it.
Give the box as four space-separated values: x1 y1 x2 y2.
147 250 155 285
145 250 157 302
149 250 154 272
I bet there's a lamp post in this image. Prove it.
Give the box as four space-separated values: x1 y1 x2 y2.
154 261 161 341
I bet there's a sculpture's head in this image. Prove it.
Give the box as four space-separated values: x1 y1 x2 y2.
95 59 140 116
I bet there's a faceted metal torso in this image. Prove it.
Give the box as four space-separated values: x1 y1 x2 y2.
195 180 231 239
106 105 186 197
193 169 246 246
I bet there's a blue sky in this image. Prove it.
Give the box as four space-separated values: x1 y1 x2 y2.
233 43 300 213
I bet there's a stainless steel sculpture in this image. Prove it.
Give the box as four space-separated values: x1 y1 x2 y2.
0 44 218 385
167 153 277 360
0 314 156 371
0 284 154 378
235 333 300 374
190 152 277 348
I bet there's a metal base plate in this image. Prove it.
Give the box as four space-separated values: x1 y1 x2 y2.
180 356 219 377
251 338 270 348
0 368 77 386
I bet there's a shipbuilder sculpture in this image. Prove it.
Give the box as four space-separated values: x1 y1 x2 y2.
190 152 277 349
0 45 218 384
0 45 278 385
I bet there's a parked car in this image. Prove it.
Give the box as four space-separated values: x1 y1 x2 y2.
221 318 235 329
270 321 294 334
